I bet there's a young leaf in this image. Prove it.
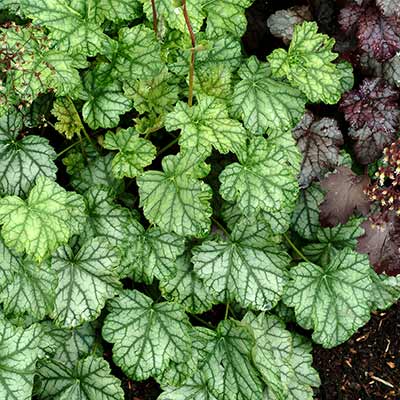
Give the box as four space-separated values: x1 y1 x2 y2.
0 316 42 400
102 289 192 381
0 176 86 261
219 136 298 217
291 183 325 240
231 56 306 135
103 128 156 179
80 65 132 130
283 249 373 348
0 110 57 196
51 97 84 140
268 21 351 104
137 152 212 237
319 167 371 227
166 96 246 158
159 252 217 314
204 0 253 39
37 356 124 400
340 78 400 164
293 111 343 188
192 220 290 311
51 237 121 328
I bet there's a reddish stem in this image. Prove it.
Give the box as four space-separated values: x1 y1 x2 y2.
150 0 158 37
182 0 195 106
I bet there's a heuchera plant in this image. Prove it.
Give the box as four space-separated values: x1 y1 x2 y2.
0 1 400 399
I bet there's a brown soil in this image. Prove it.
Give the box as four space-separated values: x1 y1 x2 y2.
313 302 400 399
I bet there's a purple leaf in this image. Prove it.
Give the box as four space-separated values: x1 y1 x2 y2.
320 166 371 227
357 211 400 275
340 78 400 164
293 111 343 188
376 0 400 18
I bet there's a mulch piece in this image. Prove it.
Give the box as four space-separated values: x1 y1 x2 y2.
313 302 400 399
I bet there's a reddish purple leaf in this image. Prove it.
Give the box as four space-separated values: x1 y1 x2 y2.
320 166 371 227
357 211 400 275
338 4 363 35
340 78 400 164
293 111 343 188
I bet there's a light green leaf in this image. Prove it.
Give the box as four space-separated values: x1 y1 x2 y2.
192 220 290 310
166 96 247 158
119 224 185 282
0 111 57 196
102 289 192 381
160 252 217 314
219 136 299 216
0 316 42 400
137 151 212 237
268 22 351 104
80 65 132 130
369 272 400 311
193 64 233 100
37 356 124 400
96 0 142 21
51 97 84 140
303 218 364 265
140 0 205 34
113 25 164 81
291 183 324 240
123 67 180 115
0 244 56 319
283 249 373 348
231 56 306 135
51 237 121 328
20 0 113 56
103 128 156 179
0 177 86 261
205 0 254 39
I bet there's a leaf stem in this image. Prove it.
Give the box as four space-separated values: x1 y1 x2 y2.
224 303 229 320
211 217 229 237
157 136 179 157
182 0 195 107
283 232 310 263
56 138 83 158
150 0 158 37
191 314 215 329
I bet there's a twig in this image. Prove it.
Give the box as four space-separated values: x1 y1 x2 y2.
370 375 394 388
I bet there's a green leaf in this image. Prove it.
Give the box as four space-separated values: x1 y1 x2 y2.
283 249 373 348
165 96 247 158
37 356 124 400
0 315 42 400
81 187 134 243
20 0 113 56
0 244 56 319
0 111 57 196
192 220 290 310
231 56 306 135
268 21 351 104
51 237 121 328
102 289 192 381
219 136 299 217
103 128 156 179
123 67 180 116
369 272 400 311
51 97 84 140
160 252 217 314
303 218 364 265
119 224 185 282
205 0 254 39
140 0 205 34
291 183 324 240
80 65 132 130
244 312 320 400
137 151 212 237
0 176 86 261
